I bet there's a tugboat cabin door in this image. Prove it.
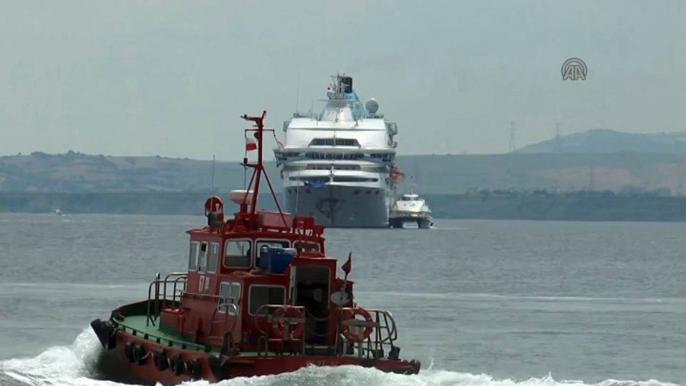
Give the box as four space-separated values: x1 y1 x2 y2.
290 265 330 345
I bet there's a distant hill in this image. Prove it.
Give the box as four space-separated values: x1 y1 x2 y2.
517 129 686 154
0 151 262 193
4 140 686 196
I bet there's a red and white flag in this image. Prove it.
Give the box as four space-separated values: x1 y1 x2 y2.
245 133 257 152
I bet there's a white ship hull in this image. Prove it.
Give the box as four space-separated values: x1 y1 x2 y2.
284 185 390 228
388 211 434 229
389 192 434 229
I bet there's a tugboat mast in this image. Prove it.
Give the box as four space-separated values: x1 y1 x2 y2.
239 111 288 229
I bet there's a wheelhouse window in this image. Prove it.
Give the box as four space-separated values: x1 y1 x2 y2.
224 240 252 268
198 242 208 272
207 242 219 273
255 240 290 266
218 282 241 315
188 241 199 271
249 285 286 315
294 241 320 252
256 240 290 254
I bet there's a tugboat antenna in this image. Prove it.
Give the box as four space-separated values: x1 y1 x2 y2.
296 72 300 114
211 154 215 192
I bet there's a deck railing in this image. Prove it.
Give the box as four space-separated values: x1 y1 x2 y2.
146 272 188 326
335 308 400 360
206 302 239 354
248 304 400 360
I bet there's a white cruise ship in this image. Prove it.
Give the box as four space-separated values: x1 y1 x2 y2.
274 73 404 228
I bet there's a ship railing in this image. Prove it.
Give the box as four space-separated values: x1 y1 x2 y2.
300 309 331 338
146 272 188 326
253 304 307 356
206 303 239 355
335 308 399 360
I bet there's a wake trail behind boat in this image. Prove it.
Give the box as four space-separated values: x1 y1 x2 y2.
0 328 679 386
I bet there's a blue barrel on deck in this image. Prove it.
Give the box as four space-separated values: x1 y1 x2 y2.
260 247 297 273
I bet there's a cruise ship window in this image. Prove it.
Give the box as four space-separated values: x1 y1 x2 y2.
224 240 252 268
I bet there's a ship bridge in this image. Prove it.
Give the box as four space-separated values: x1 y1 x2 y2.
319 99 366 122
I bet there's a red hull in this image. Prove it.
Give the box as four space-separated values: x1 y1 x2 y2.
112 332 418 385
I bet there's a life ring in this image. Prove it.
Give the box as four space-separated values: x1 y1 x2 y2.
132 344 147 365
169 354 185 376
270 306 306 340
340 307 374 342
124 341 135 363
186 358 202 380
153 350 168 371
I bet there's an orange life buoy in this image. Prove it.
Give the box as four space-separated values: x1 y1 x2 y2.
270 306 306 340
341 307 374 342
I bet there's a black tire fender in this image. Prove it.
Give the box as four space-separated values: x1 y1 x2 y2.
186 358 202 380
123 341 135 363
132 344 147 365
169 354 185 376
153 350 168 371
208 355 229 380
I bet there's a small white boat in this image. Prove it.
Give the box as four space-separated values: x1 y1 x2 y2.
389 190 433 229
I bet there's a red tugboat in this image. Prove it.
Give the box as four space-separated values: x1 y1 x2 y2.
90 111 421 385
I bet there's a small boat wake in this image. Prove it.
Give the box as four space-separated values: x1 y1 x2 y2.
0 328 679 386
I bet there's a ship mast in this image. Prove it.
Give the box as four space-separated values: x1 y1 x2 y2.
240 111 288 228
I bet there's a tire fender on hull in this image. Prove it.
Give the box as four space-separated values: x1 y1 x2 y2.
169 354 185 376
124 341 136 363
186 358 202 380
90 319 116 350
153 350 168 371
132 344 147 365
410 359 421 374
208 355 229 380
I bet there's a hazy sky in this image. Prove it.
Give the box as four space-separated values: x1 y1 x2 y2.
1 0 685 160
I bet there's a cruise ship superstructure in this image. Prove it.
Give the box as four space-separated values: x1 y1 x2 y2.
274 73 404 228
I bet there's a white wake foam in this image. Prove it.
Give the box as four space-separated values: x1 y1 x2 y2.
0 328 120 386
0 328 680 386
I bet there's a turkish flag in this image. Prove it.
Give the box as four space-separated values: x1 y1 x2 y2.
342 253 352 276
245 133 257 151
